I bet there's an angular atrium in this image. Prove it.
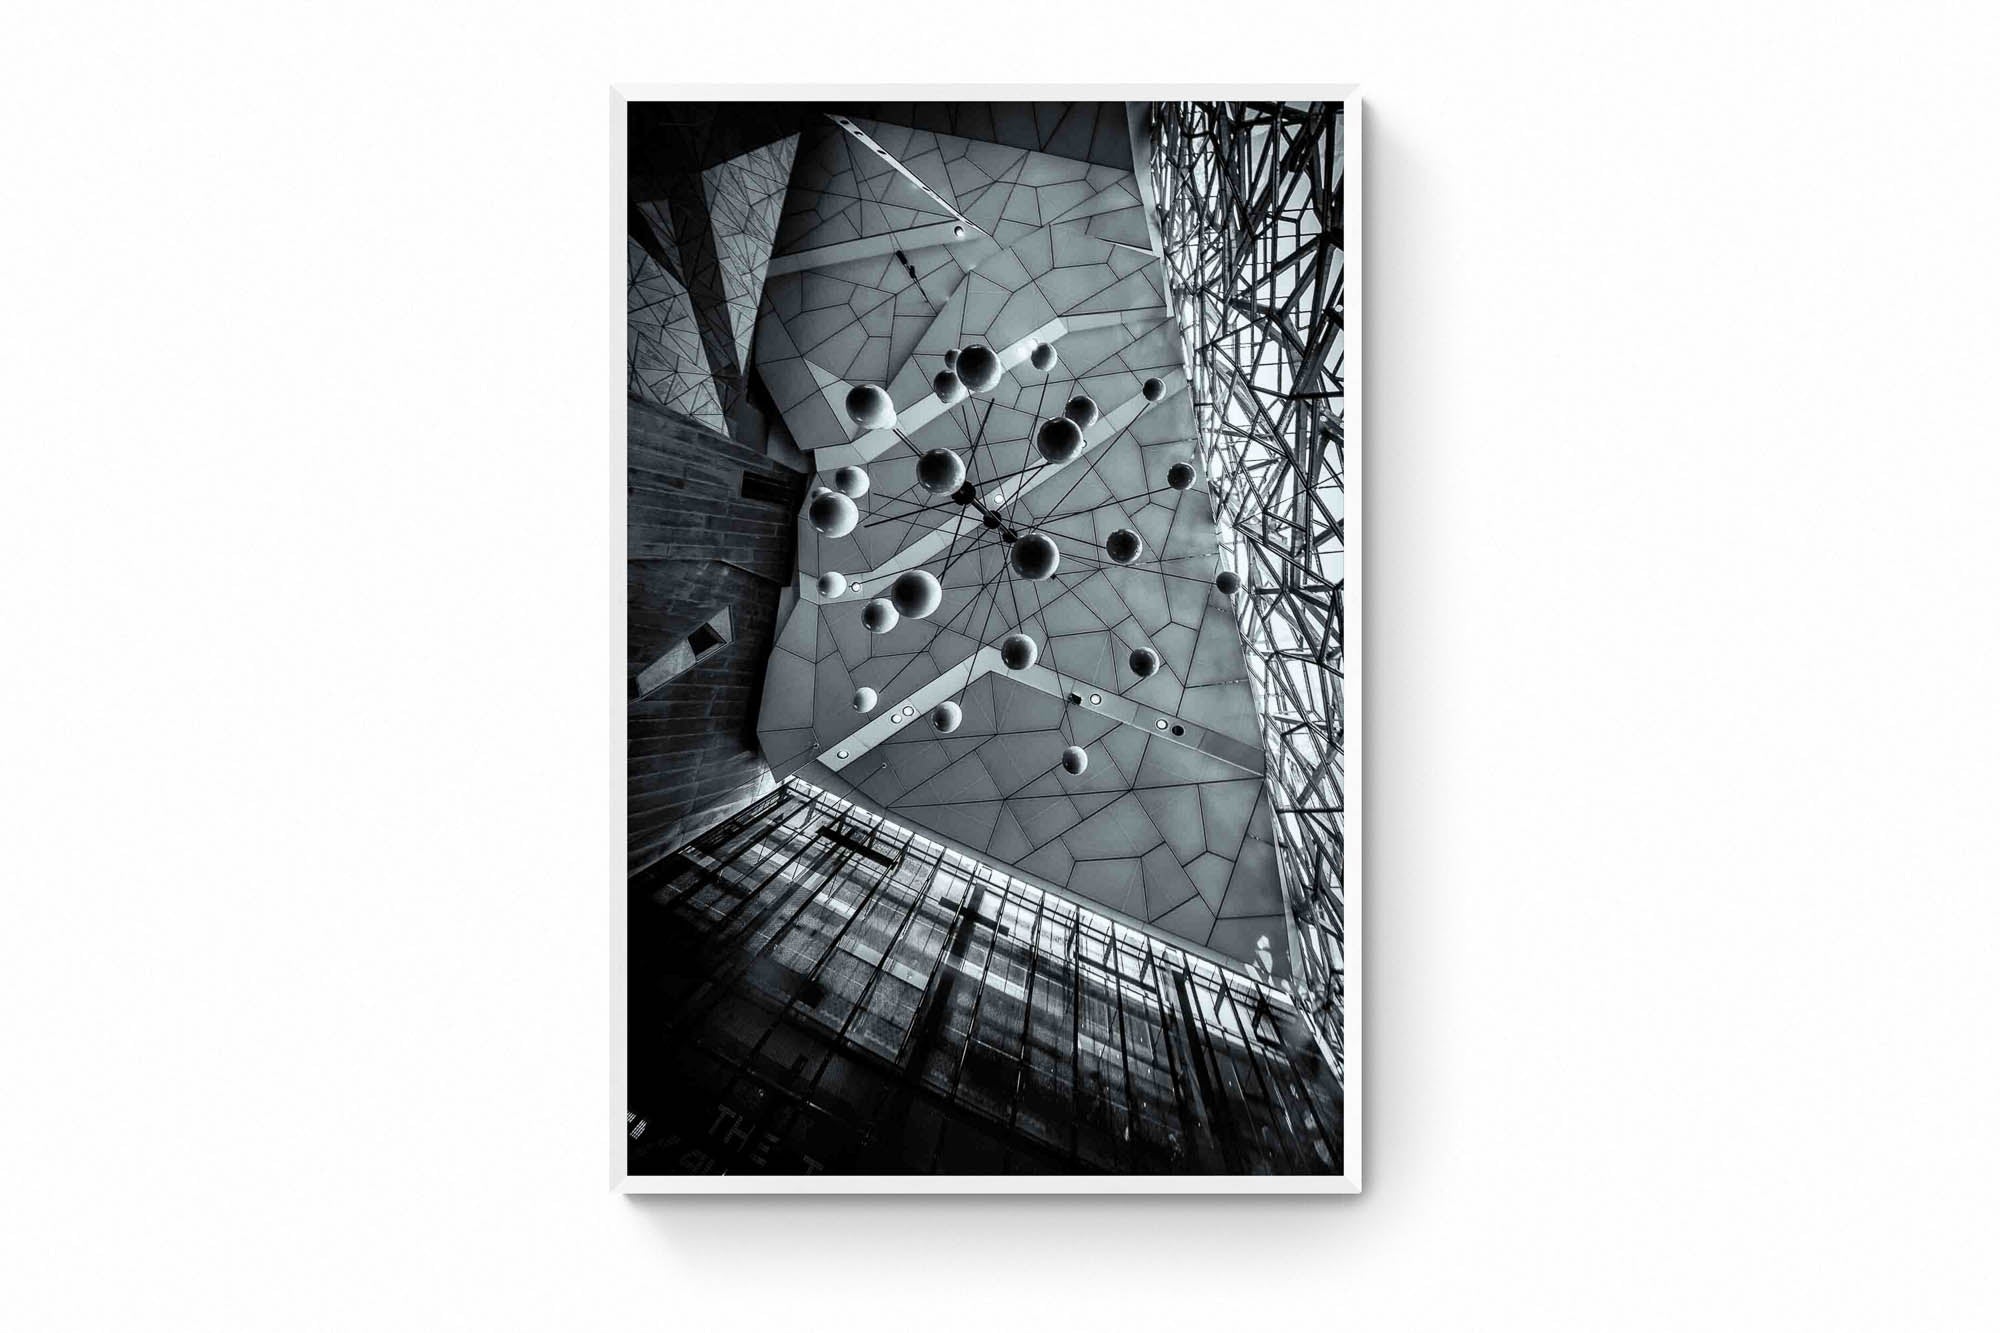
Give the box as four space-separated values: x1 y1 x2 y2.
626 100 1347 1177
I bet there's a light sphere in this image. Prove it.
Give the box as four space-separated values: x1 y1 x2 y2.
956 344 1002 393
808 491 859 538
890 569 943 619
845 382 897 430
1128 646 1160 679
943 348 959 371
999 632 1038 671
1060 745 1089 776
1167 461 1196 491
1063 394 1099 429
818 570 848 598
862 598 900 634
930 700 963 734
852 686 878 712
833 465 870 498
1216 569 1242 595
1141 376 1166 402
1105 528 1142 565
1010 532 1061 581
1035 416 1084 465
933 369 966 406
1029 342 1058 371
917 448 966 494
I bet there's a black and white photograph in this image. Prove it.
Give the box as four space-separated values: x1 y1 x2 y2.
620 97 1354 1183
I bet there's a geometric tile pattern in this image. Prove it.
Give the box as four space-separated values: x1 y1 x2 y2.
753 106 1290 977
701 135 799 371
1151 102 1348 1070
627 236 725 431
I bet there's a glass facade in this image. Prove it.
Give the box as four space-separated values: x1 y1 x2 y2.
628 780 1343 1175
1150 102 1348 1078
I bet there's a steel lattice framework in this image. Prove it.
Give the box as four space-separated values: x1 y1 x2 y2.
1149 101 1346 1078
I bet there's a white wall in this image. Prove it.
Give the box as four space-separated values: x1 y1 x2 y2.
6 2 1997 1328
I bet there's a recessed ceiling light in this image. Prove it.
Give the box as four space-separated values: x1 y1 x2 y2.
1156 719 1169 729
837 750 849 759
1089 693 1102 704
903 705 915 716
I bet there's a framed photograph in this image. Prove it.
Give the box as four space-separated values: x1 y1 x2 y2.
615 88 1358 1191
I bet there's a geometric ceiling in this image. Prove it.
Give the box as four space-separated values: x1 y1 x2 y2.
749 104 1291 977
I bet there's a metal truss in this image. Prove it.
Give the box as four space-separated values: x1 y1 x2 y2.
1149 101 1347 1079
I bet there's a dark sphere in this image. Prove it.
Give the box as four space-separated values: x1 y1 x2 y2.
930 700 963 734
1216 570 1242 595
1167 461 1196 491
1063 394 1099 429
862 598 900 634
1141 376 1166 402
1009 532 1061 581
890 569 943 619
917 448 967 494
982 511 1001 529
999 633 1038 671
933 369 966 406
943 348 959 371
1035 416 1084 465
1128 646 1160 679
808 491 859 538
1029 342 1058 371
845 383 897 430
1060 745 1089 776
1105 528 1142 565
956 344 1002 393
833 465 870 498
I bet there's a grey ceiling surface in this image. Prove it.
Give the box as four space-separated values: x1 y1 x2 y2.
748 106 1286 976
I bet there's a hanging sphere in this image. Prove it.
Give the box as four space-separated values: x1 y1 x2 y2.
809 484 832 500
1167 461 1196 491
1142 376 1166 402
1105 528 1143 565
999 632 1038 671
833 465 870 498
890 569 943 619
956 343 1002 393
818 570 848 598
862 598 900 634
845 383 897 430
852 686 878 712
930 700 963 733
1060 745 1089 776
808 491 859 538
1029 342 1058 371
1063 394 1099 429
933 369 966 406
943 348 959 371
917 448 966 494
1035 416 1084 465
1129 646 1160 679
1216 569 1242 595
1010 532 1061 581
